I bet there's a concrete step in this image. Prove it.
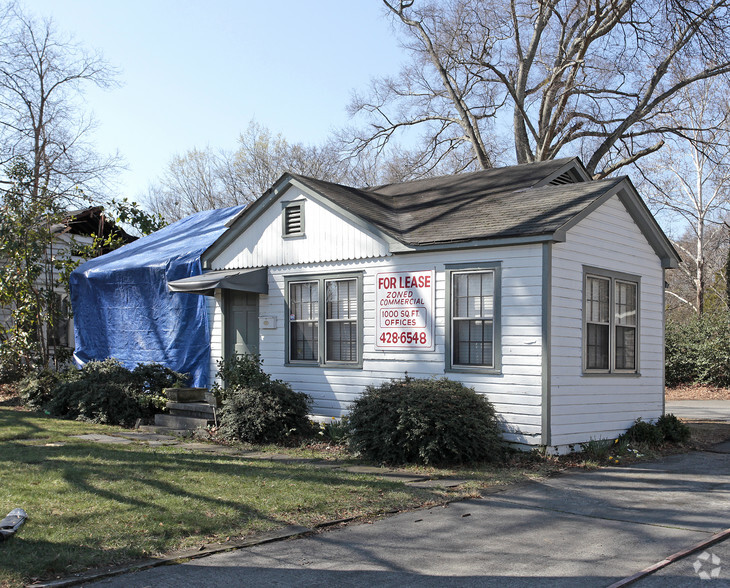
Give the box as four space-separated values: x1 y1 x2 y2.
166 402 216 420
164 387 208 403
155 413 212 430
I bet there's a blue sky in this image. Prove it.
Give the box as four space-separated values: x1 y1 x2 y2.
26 1 405 201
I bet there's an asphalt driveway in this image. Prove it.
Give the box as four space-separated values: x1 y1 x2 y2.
666 400 730 422
90 440 730 588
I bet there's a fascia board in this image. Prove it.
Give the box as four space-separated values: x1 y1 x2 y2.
554 177 680 269
286 177 404 250
201 174 291 268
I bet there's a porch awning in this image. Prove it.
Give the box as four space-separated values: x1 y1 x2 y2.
168 267 268 296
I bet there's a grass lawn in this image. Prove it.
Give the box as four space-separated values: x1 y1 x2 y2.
0 407 549 587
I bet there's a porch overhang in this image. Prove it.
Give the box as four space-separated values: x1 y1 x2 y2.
168 267 268 296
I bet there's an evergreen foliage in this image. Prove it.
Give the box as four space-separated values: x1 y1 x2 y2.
347 376 504 466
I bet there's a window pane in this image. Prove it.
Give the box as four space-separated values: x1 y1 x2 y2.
291 322 318 361
616 326 636 370
586 277 609 323
453 319 493 366
327 321 356 362
325 278 358 362
290 282 318 321
454 271 494 318
616 281 637 326
586 323 609 370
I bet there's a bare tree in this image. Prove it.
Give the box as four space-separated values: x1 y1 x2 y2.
346 0 730 179
0 3 119 204
642 80 730 315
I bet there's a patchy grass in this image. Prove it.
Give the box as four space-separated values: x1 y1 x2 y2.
0 408 536 587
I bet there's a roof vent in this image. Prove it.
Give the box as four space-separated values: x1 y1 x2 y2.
549 171 580 186
283 202 304 236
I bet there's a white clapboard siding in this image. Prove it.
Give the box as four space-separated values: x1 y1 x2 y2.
211 186 391 269
550 194 664 447
205 243 547 444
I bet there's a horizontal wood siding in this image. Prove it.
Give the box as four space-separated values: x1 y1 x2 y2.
550 195 664 447
208 293 224 386
210 186 390 269
253 245 545 445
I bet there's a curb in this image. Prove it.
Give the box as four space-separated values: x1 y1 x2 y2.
607 526 730 588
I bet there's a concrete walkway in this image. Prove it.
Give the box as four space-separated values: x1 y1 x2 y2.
666 400 730 422
83 440 730 588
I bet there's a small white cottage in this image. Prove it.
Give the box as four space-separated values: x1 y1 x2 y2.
168 157 680 451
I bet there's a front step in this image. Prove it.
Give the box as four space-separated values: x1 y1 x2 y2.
154 413 211 430
167 401 216 420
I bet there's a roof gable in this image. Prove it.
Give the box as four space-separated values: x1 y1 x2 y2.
202 158 679 268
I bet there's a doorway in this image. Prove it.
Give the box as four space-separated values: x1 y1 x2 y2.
225 291 259 359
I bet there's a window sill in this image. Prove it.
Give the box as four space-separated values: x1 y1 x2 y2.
581 371 641 378
285 361 362 370
446 366 502 376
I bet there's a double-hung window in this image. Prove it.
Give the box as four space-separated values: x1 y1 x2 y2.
287 273 362 366
446 263 501 373
584 268 639 374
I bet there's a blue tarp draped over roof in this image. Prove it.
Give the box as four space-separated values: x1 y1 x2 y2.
70 206 245 386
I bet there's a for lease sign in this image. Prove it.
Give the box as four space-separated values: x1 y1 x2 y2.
375 270 435 350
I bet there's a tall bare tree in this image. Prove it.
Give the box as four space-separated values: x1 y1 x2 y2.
0 3 119 204
346 0 730 179
642 79 730 315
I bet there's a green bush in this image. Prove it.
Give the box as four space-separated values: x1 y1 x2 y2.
44 359 186 427
17 368 62 410
623 418 664 446
216 354 313 444
656 413 691 443
347 376 504 466
666 314 730 387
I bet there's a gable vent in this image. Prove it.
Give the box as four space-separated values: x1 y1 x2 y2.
283 203 303 236
549 171 580 186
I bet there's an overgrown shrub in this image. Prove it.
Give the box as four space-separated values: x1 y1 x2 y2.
44 359 186 427
666 314 730 387
17 368 64 410
216 354 313 444
623 418 664 446
347 376 504 466
656 413 691 443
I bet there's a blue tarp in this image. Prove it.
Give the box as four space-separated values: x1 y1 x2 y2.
70 206 244 386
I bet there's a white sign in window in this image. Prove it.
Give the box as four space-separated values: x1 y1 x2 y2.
375 270 435 350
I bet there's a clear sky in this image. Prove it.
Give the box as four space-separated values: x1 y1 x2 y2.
25 0 405 201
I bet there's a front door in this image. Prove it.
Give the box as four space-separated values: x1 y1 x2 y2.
225 291 259 358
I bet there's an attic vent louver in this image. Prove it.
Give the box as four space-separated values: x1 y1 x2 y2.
549 171 578 186
283 202 304 236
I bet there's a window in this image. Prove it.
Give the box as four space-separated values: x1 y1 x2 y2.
282 202 304 237
446 263 501 373
584 268 639 374
287 273 362 366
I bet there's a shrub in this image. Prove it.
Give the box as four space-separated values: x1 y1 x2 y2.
18 368 63 410
347 376 504 466
666 314 730 387
45 359 186 427
623 418 664 446
656 413 691 443
216 354 313 444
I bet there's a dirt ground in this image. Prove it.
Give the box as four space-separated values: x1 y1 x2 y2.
665 384 730 400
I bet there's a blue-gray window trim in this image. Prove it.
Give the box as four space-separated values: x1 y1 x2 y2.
582 266 641 376
284 272 363 369
445 262 502 374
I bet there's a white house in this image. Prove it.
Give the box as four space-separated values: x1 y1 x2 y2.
167 157 679 451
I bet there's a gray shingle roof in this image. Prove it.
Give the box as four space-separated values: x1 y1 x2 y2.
289 158 624 246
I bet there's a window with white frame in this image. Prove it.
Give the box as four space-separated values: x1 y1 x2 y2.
584 269 639 373
287 274 361 366
447 263 501 372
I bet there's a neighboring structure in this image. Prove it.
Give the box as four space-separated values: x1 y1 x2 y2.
71 206 244 386
0 206 135 359
74 158 679 450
